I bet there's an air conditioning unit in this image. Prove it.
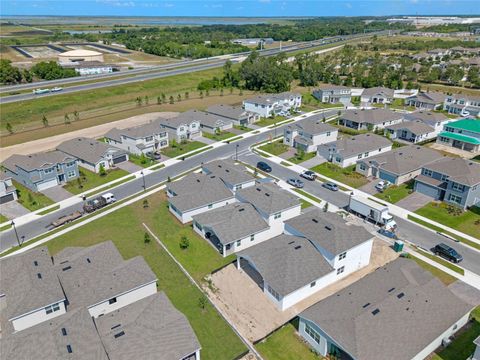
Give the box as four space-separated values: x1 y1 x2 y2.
442 337 452 347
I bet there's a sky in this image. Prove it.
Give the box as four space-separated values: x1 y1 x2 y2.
1 0 479 17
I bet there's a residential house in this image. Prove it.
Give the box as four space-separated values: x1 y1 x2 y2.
405 91 446 110
360 87 394 104
166 172 236 223
312 84 352 106
298 258 473 360
284 115 338 153
243 92 302 118
206 104 260 126
414 157 480 209
427 48 451 59
104 120 168 156
201 159 256 192
437 118 480 153
2 151 79 192
157 113 202 142
0 172 18 204
237 210 374 311
356 145 444 185
318 133 393 168
404 110 451 135
180 109 233 134
339 109 403 131
385 121 436 143
473 336 480 360
444 94 480 117
0 242 201 360
57 137 128 173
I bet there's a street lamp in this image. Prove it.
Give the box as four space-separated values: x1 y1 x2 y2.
141 171 146 191
235 144 239 161
11 221 21 247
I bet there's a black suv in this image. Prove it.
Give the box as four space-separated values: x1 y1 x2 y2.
257 161 272 173
433 243 463 263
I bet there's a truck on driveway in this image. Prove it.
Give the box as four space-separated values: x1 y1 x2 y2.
349 195 397 231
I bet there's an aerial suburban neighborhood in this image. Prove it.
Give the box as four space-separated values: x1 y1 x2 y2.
0 3 479 360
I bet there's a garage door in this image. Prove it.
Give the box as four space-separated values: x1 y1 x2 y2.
37 178 58 191
0 193 15 204
112 155 127 164
415 181 441 200
379 171 397 185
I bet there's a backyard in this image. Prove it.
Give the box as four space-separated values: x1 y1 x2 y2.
258 140 289 156
161 140 207 158
202 131 236 142
12 180 54 211
414 202 480 239
46 192 246 360
63 168 130 195
310 163 368 188
374 181 414 204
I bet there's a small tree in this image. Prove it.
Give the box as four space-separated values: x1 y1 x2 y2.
184 91 189 100
323 202 329 212
205 89 210 97
99 163 107 177
143 199 149 208
144 232 151 244
144 95 149 105
180 235 190 250
135 97 142 106
64 113 70 125
157 96 161 105
297 148 305 161
169 95 174 104
6 123 13 134
167 176 172 183
171 139 178 148
27 192 36 205
140 153 147 164
177 93 182 102
199 90 204 99
42 115 48 127
161 93 166 103
73 110 80 121
220 88 224 96
239 89 243 96
198 295 208 310
229 87 233 95
322 116 326 123
76 177 83 189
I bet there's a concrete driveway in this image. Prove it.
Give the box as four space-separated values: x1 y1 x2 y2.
40 186 74 202
395 192 432 212
197 136 216 145
358 178 382 195
115 161 144 174
1 201 30 220
298 155 327 169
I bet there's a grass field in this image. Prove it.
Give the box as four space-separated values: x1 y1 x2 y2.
45 192 246 360
287 151 316 164
63 168 130 195
414 202 480 240
258 140 289 156
161 141 207 158
13 180 54 211
374 181 413 204
202 131 236 141
310 163 368 188
128 154 157 168
415 248 464 275
256 116 286 127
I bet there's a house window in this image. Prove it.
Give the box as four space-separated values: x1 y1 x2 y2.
109 297 117 305
208 204 213 209
194 222 202 231
67 171 76 178
67 162 75 167
237 240 241 247
179 127 184 132
440 174 448 181
357 154 362 159
267 285 280 301
439 136 450 143
191 123 197 129
448 194 462 204
250 234 255 241
445 127 454 133
339 252 347 260
145 136 153 142
335 156 342 163
364 152 369 157
45 303 61 315
337 266 345 275
160 132 167 138
451 182 464 192
422 169 433 177
235 184 242 191
274 212 281 219
305 323 321 344
44 167 53 174
359 163 366 171
326 131 331 136
310 281 316 287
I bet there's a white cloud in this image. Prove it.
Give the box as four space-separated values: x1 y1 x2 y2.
259 0 271 3
96 0 135 7
345 2 352 8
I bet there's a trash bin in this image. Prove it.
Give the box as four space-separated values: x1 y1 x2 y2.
393 240 404 253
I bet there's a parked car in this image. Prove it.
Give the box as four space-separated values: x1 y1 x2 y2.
323 182 338 191
375 180 389 191
287 178 304 188
433 243 463 263
146 151 161 160
300 170 316 181
257 161 272 173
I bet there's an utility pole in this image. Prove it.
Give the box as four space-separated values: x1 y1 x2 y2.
141 171 146 191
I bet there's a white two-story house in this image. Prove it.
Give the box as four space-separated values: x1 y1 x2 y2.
243 92 302 118
284 115 338 153
158 111 202 142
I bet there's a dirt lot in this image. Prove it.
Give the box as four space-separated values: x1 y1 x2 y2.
427 142 478 159
0 112 177 162
205 239 398 342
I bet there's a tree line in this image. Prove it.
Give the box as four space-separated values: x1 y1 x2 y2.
0 60 77 84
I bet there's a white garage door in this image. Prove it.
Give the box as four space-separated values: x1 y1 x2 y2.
36 178 58 191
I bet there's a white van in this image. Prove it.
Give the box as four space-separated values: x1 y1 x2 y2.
102 192 117 204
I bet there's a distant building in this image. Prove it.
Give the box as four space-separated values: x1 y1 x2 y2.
312 84 352 106
339 109 403 131
0 172 18 204
360 87 394 105
437 118 480 153
58 49 104 63
284 115 338 153
60 61 114 76
231 38 274 46
243 92 302 118
443 94 480 117
405 91 446 110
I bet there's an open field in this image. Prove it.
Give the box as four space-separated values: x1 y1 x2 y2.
45 192 246 360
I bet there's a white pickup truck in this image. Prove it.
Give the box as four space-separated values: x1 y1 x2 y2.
349 195 397 230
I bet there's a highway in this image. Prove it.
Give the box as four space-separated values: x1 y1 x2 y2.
0 31 389 104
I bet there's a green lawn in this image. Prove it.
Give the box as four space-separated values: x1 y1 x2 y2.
300 199 313 209
161 141 207 158
258 140 289 156
256 116 286 127
415 203 480 239
471 155 480 163
0 214 8 223
233 125 253 132
13 180 54 211
415 249 464 275
374 181 414 204
432 306 480 360
202 131 236 141
293 189 322 204
256 321 322 360
287 151 317 165
128 154 157 168
310 163 368 188
406 254 457 286
63 168 130 195
46 193 246 360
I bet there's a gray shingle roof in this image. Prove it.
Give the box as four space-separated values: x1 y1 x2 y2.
95 292 201 360
54 241 157 310
184 109 233 129
407 91 446 104
386 119 435 135
360 145 443 176
192 203 269 244
206 104 250 120
157 112 199 129
236 182 300 215
57 137 126 165
105 120 165 141
315 84 351 91
285 209 373 255
167 173 235 212
423 157 480 186
300 258 472 360
0 247 65 323
362 87 394 98
244 92 301 106
403 110 449 125
287 115 336 135
341 108 402 125
2 151 76 173
319 133 392 158
239 234 334 296
0 308 109 360
201 159 254 186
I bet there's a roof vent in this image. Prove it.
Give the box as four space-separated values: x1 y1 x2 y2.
388 287 395 293
225 169 230 173
265 193 270 197
397 292 405 299
114 331 125 339
238 208 245 212
66 345 73 354
37 273 42 279
362 302 371 308
372 308 380 316
111 324 121 330
34 261 38 266
288 241 295 244
312 219 318 223
325 225 332 231
62 266 72 271
86 258 91 263
61 328 67 336
294 245 302 250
